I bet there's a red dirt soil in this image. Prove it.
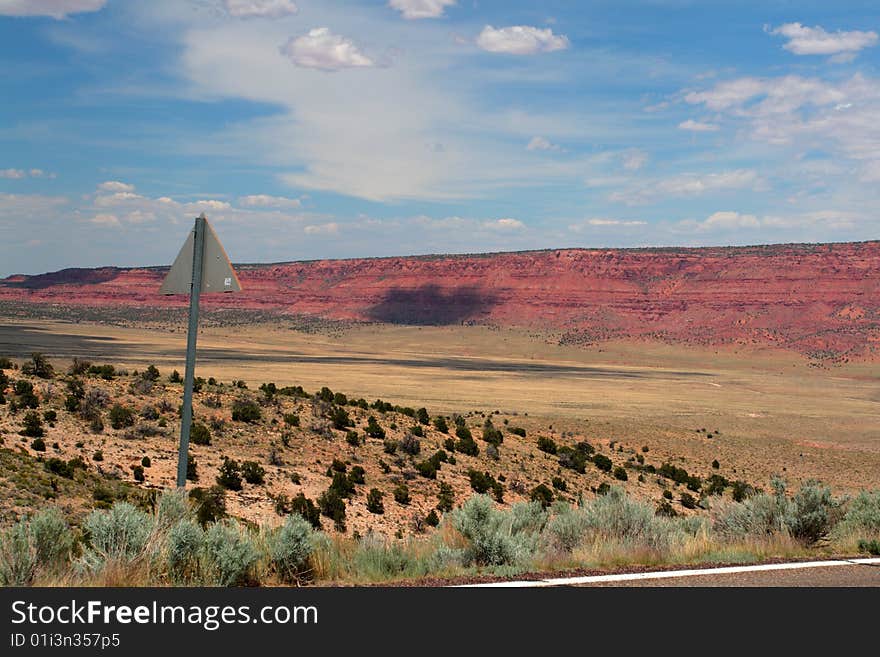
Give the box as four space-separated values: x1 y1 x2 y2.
2 241 879 359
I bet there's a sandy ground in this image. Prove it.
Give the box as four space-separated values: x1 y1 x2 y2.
1 320 879 495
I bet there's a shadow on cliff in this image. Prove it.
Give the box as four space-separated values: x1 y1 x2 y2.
2 267 122 290
365 284 501 326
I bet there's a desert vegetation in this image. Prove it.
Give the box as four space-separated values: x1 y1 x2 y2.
1 480 878 586
1 352 879 586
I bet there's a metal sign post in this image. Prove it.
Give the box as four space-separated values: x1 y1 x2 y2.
161 213 241 488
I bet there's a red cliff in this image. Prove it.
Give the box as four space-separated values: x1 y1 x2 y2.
2 241 879 359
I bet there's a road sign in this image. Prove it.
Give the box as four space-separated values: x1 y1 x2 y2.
160 217 241 294
161 213 241 488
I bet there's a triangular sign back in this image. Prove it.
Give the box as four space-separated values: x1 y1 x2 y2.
160 218 242 295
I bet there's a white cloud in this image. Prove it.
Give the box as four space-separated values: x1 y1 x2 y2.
476 25 569 55
610 169 761 205
589 218 646 226
697 211 760 232
484 217 525 231
0 192 68 217
94 191 145 207
98 180 136 192
238 194 301 208
281 28 374 71
1 168 54 179
185 199 231 212
0 0 105 19
569 218 647 232
224 0 298 19
90 213 121 227
388 0 455 20
685 74 880 168
303 222 339 235
526 136 561 152
679 119 719 132
768 23 878 58
622 149 648 171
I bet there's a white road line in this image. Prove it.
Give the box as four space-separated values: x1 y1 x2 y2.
458 557 880 587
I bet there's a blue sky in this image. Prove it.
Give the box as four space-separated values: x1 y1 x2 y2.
1 0 879 275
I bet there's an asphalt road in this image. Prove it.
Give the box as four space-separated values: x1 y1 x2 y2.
576 562 880 587
464 558 880 588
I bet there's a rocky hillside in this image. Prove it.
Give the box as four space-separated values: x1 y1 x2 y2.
2 241 879 359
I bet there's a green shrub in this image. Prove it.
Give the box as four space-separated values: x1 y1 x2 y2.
530 483 555 509
21 411 45 438
711 459 720 469
231 398 261 423
331 406 353 430
132 465 145 482
283 413 300 427
190 422 211 446
433 416 449 433
348 465 365 485
240 461 266 485
141 456 151 468
613 466 628 481
732 480 756 502
216 457 243 491
482 420 503 446
43 409 57 423
156 489 190 528
29 507 74 569
88 364 116 380
269 514 314 583
0 520 37 585
366 488 385 514
44 457 74 478
400 433 421 456
468 469 494 494
169 370 181 383
186 454 198 482
578 487 679 550
204 520 258 586
557 447 586 473
437 482 455 512
393 484 411 505
82 502 152 567
290 493 321 529
166 518 203 582
859 539 880 555
383 439 398 454
346 431 360 446
543 504 590 553
425 509 440 527
416 407 430 425
366 416 386 439
451 496 544 566
551 476 567 491
329 472 355 498
455 430 479 456
416 459 438 479
680 492 696 509
840 490 880 534
22 353 54 379
788 480 841 544
109 404 135 430
593 454 613 473
93 450 104 461
317 489 346 531
30 437 46 451
509 427 526 437
656 499 677 517
189 486 227 526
